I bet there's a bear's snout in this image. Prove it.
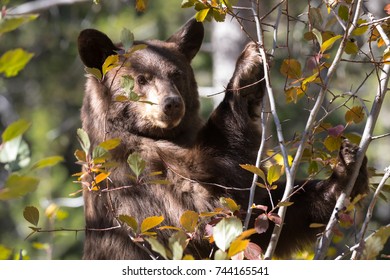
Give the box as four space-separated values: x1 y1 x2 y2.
162 96 184 117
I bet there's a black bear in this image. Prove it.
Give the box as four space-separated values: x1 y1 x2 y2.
77 19 369 259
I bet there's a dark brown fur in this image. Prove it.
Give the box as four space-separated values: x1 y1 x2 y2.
78 19 369 259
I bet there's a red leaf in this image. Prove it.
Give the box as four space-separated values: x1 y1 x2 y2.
254 213 269 234
268 213 282 225
328 124 345 137
244 242 263 260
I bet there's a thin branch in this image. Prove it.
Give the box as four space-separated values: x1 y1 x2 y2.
7 0 90 15
351 166 390 259
371 132 390 141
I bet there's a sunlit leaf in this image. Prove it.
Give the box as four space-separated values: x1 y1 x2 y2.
213 217 243 251
267 164 282 185
23 206 39 226
0 14 39 34
102 54 119 76
195 8 210 22
345 106 365 124
1 119 31 143
280 59 302 79
240 164 266 183
277 201 294 207
0 49 33 77
228 238 249 258
254 213 269 234
94 172 110 184
141 216 164 233
181 0 197 8
320 35 342 53
180 210 199 232
0 174 39 200
99 138 121 151
30 156 64 171
119 215 138 232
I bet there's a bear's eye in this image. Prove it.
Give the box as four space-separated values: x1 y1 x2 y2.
137 75 148 86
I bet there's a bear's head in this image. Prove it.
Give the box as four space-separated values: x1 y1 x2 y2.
78 19 204 144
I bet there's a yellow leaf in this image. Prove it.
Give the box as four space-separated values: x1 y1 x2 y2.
320 35 342 53
119 215 138 232
228 239 250 258
135 0 147 12
280 59 302 79
345 106 365 124
221 197 240 212
94 172 110 184
180 210 199 232
195 8 210 22
99 138 121 150
141 216 164 233
240 164 266 183
267 164 282 185
352 19 368 36
284 86 305 103
102 54 119 75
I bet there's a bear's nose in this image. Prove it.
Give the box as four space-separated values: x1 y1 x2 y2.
163 96 183 116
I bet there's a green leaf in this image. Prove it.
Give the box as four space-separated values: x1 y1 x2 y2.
23 206 40 226
181 0 196 8
213 217 243 252
0 174 39 200
85 67 102 81
280 59 302 79
267 164 282 185
0 48 34 77
240 164 266 183
324 135 342 152
0 14 39 34
127 152 146 179
214 249 228 260
320 35 342 53
0 136 30 172
338 5 349 21
180 210 199 232
146 237 168 259
119 215 138 232
345 40 358 55
30 156 64 171
168 231 187 260
1 119 31 143
352 19 368 36
141 216 164 233
121 28 134 52
363 225 390 259
77 128 90 154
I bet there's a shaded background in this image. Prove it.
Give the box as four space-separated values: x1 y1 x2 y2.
0 0 389 259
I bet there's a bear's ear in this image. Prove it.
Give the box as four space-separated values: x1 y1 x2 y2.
167 18 204 61
78 29 118 69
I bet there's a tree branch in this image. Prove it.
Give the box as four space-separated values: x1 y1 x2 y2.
7 0 90 15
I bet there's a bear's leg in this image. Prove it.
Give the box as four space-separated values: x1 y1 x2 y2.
257 139 369 256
